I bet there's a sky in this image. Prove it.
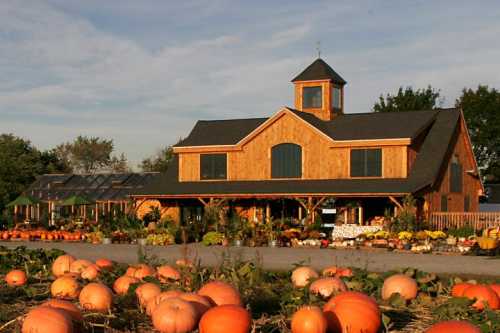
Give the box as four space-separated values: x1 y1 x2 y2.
1 0 500 168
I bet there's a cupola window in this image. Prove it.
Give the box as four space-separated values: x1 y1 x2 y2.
332 87 341 109
302 86 322 109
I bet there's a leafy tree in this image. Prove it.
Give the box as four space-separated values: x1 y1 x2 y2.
456 85 500 182
140 142 179 172
373 86 441 112
56 136 115 174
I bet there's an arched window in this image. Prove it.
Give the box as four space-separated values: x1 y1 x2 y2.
271 143 302 179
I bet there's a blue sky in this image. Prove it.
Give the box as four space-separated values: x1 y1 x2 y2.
1 0 500 167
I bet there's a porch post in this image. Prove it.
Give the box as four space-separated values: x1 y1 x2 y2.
358 206 363 225
96 203 99 223
266 202 271 224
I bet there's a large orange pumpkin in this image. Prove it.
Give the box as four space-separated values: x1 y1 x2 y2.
136 283 162 307
130 264 156 280
146 290 184 316
79 282 113 313
489 284 500 298
42 299 83 322
52 255 76 277
69 259 93 275
22 306 73 333
323 291 381 333
179 293 213 319
95 258 114 270
291 306 327 333
451 283 473 297
291 267 319 288
199 304 251 333
381 274 418 301
462 284 500 310
198 281 242 306
309 277 347 298
157 265 181 282
81 264 100 281
425 320 480 333
113 275 140 295
5 269 27 287
151 298 197 333
51 276 80 299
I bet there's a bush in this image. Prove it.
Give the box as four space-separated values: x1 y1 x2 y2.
202 231 224 246
447 225 476 238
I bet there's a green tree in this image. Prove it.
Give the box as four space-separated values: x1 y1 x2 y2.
56 136 115 174
456 85 500 182
140 142 179 172
373 86 441 112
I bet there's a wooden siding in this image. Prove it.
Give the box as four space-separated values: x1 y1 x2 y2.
430 212 500 231
179 153 199 182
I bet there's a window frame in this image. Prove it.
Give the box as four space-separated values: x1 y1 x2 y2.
302 86 323 109
200 153 227 180
332 86 342 109
271 143 302 179
350 148 383 178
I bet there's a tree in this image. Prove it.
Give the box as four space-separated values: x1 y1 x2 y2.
140 143 178 172
373 86 441 112
456 85 500 182
56 136 115 174
110 153 131 173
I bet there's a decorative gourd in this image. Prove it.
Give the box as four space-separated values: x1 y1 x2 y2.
291 306 327 333
131 264 156 280
95 258 114 270
42 299 83 322
291 267 319 288
157 265 181 282
81 264 100 280
69 259 93 275
136 283 162 307
22 306 73 333
113 276 140 295
425 320 480 333
477 237 498 250
151 298 197 333
198 281 242 306
462 284 500 310
309 277 347 298
451 283 473 297
179 293 213 319
79 282 113 313
5 269 27 287
323 291 381 333
199 305 251 333
381 274 418 301
52 255 76 277
51 276 80 299
146 290 184 316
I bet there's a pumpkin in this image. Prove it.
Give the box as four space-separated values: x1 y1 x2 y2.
199 304 251 333
157 265 181 282
198 281 242 306
136 283 162 307
489 284 500 298
146 290 185 316
451 283 473 297
323 291 381 333
79 282 113 313
425 320 480 333
309 277 347 298
52 255 76 277
180 293 213 319
41 299 83 322
291 306 327 333
22 306 73 333
151 298 197 333
462 284 500 310
81 264 100 280
113 276 140 295
381 274 418 301
176 259 194 268
335 268 353 278
291 267 319 288
130 264 156 280
125 266 138 277
51 276 80 299
5 269 27 287
69 259 93 275
95 258 114 270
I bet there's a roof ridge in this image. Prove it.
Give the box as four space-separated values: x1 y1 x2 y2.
197 117 269 123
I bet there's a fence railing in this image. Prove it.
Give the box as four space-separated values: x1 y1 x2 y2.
430 212 500 231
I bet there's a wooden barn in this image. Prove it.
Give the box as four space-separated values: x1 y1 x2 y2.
133 58 483 227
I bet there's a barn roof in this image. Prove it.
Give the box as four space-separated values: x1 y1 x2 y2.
291 58 347 84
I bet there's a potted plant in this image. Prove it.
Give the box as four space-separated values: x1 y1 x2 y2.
265 222 279 248
102 227 112 245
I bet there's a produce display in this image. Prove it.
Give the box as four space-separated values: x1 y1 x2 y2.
0 246 498 332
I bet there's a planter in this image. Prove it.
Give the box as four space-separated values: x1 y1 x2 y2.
138 238 147 246
268 240 279 248
102 238 112 245
234 239 244 247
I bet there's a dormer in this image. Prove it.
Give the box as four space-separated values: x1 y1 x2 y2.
292 58 346 121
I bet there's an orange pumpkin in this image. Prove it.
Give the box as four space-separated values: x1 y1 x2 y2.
69 259 93 275
323 291 381 333
291 306 327 333
176 259 194 268
322 266 352 278
152 298 198 333
381 274 418 301
146 290 184 316
52 255 76 277
489 284 500 298
136 283 162 307
41 299 83 322
157 265 181 282
79 282 113 313
5 269 27 287
199 304 251 333
309 277 347 298
81 264 100 280
113 276 140 295
462 284 500 310
125 266 138 277
425 320 480 333
95 258 114 270
51 276 80 299
451 283 474 297
198 281 242 306
130 264 156 280
335 268 353 278
179 293 213 319
291 267 319 288
22 306 73 333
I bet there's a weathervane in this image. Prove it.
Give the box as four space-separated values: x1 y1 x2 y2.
316 41 321 58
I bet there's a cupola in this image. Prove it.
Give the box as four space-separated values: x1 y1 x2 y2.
291 58 346 121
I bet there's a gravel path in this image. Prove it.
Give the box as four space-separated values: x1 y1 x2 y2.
1 241 499 277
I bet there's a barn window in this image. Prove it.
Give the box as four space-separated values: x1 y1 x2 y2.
450 156 463 193
441 195 448 211
271 143 302 179
302 86 322 108
200 154 227 180
350 149 382 177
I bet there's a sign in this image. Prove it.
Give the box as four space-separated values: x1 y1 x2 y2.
322 208 337 214
322 223 336 228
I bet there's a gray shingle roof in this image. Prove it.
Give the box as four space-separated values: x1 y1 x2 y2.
291 58 347 84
